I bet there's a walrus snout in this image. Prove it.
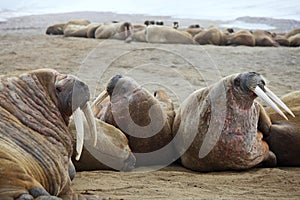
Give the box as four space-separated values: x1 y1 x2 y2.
237 71 264 92
240 72 295 120
55 75 90 116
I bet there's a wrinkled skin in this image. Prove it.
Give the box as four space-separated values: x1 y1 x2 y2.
95 75 175 166
173 72 276 172
265 91 300 166
0 69 100 199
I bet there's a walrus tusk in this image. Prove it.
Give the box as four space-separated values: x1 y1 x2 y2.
253 86 288 120
91 90 109 108
264 86 295 118
73 108 84 161
82 101 97 147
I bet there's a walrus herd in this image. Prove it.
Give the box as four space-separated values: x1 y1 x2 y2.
46 20 300 47
0 68 299 198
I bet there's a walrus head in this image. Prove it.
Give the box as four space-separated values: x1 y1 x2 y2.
55 74 90 118
33 69 97 160
232 72 295 120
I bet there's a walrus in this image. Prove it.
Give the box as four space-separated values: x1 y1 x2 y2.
92 75 176 166
86 23 102 38
252 30 279 47
64 24 89 37
226 30 256 46
172 72 294 172
94 22 133 40
46 20 91 36
194 27 226 45
69 118 136 171
63 23 102 38
285 27 300 38
126 25 196 44
0 69 100 199
288 33 300 47
46 23 65 35
265 91 299 166
272 33 290 47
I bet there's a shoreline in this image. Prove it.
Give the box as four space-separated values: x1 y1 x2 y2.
1 11 300 32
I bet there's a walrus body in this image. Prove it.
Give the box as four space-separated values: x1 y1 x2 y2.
288 33 300 47
252 30 279 47
226 30 256 46
173 72 293 172
144 25 196 44
70 118 136 171
265 91 300 166
46 20 90 36
194 27 226 45
0 69 99 199
95 22 133 40
93 75 175 166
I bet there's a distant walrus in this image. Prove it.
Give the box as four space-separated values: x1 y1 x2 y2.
265 91 299 166
0 69 100 199
226 30 255 46
46 20 91 36
129 25 196 44
92 75 176 166
194 27 226 45
173 72 294 172
288 33 300 47
46 23 65 35
272 33 290 47
285 27 300 38
64 23 102 38
252 30 279 47
95 22 133 40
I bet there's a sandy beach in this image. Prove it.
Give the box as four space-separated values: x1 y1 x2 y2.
0 12 300 199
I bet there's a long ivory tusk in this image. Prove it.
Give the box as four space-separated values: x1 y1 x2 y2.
253 86 288 120
91 90 109 108
82 101 97 147
73 108 84 161
265 86 295 118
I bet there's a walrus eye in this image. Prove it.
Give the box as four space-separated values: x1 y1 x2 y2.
154 91 157 97
56 85 63 93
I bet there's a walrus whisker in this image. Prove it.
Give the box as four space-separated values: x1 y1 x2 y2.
91 90 109 108
82 101 97 147
73 108 84 161
264 86 295 118
253 86 288 120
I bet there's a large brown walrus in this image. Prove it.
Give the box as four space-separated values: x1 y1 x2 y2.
0 69 100 199
173 72 294 172
265 91 299 166
92 75 176 166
